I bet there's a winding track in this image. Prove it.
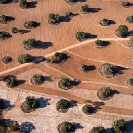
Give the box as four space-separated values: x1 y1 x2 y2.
0 37 130 76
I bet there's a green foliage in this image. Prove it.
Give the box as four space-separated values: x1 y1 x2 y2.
65 12 73 17
121 2 130 7
19 0 28 8
80 4 89 13
23 38 36 48
117 25 128 37
112 119 126 133
80 64 88 72
9 121 19 131
82 104 94 115
103 87 111 97
12 27 18 34
56 99 70 110
0 15 8 23
46 58 51 63
18 54 32 64
48 13 60 24
76 32 86 41
128 78 133 86
95 39 104 47
6 77 17 88
25 96 37 109
0 31 9 40
63 122 73 132
90 126 104 133
61 78 71 88
126 15 133 23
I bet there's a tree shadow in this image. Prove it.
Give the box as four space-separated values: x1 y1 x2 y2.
19 30 31 34
0 99 14 110
104 128 112 133
8 16 15 21
20 122 36 133
5 33 12 39
16 80 26 86
69 100 77 108
28 1 38 8
127 30 133 37
112 90 120 95
35 41 53 49
73 123 84 130
44 76 53 82
60 16 71 22
0 119 11 127
71 79 81 86
36 97 50 108
115 66 129 75
125 120 133 133
32 56 46 64
86 33 97 39
109 20 116 25
88 65 96 71
89 8 102 13
78 0 86 2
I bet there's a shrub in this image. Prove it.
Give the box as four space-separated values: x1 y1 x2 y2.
12 27 18 34
2 56 12 64
80 64 88 72
48 13 60 24
115 25 128 38
89 126 105 133
99 63 115 78
24 21 37 29
46 58 51 63
97 87 113 101
75 32 86 41
18 54 32 64
80 4 89 13
57 122 75 133
19 0 28 9
112 119 126 133
65 12 73 18
127 78 133 86
30 74 45 85
95 39 104 47
0 15 9 24
23 38 36 49
56 99 70 112
6 76 17 88
99 18 110 26
9 121 19 131
0 31 10 40
126 15 133 23
82 104 94 115
121 2 130 8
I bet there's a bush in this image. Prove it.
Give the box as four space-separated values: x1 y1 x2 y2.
12 27 18 34
18 54 32 64
80 64 88 72
115 25 128 38
95 39 104 47
48 13 60 24
2 56 12 64
23 38 36 49
99 18 110 26
127 78 133 86
65 12 73 18
9 121 19 131
82 104 94 115
30 74 45 85
89 126 105 133
126 15 133 23
75 32 86 41
80 4 89 13
56 99 70 112
57 122 75 133
112 119 126 133
19 0 28 9
6 76 17 88
0 15 9 24
24 21 37 29
0 31 10 40
121 2 130 8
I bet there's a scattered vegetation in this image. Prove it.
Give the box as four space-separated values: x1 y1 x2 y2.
89 126 105 133
57 121 75 133
23 38 36 50
0 15 9 24
127 78 133 86
30 74 45 85
9 120 20 131
80 4 89 14
99 18 110 26
112 119 126 133
5 76 18 88
51 52 68 64
99 63 115 78
48 13 60 25
2 56 12 64
21 96 38 113
75 32 87 41
115 25 128 38
12 27 18 34
97 87 113 101
126 15 133 23
65 12 73 18
58 78 73 90
0 31 10 40
19 0 28 9
82 104 94 115
24 21 38 29
121 2 130 8
128 37 133 49
80 64 88 72
56 99 70 113
18 54 32 64
95 39 104 47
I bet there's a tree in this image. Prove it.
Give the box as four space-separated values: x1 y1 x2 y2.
115 25 128 38
24 21 37 29
23 38 36 49
48 13 60 24
6 76 17 88
112 119 126 133
121 2 130 8
18 54 32 64
65 12 73 18
80 64 88 72
126 15 133 23
95 39 104 47
89 126 105 133
2 56 12 64
127 78 133 86
0 15 9 24
9 121 19 131
99 18 110 26
82 104 94 115
12 27 18 34
80 4 89 13
75 32 86 41
19 0 28 9
0 31 10 40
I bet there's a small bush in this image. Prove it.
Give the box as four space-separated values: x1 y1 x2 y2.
82 104 94 115
18 54 32 64
89 126 105 133
24 21 37 29
0 31 10 40
12 27 18 34
23 38 36 49
127 78 133 86
126 15 133 23
48 13 60 24
121 2 130 8
80 4 89 13
2 56 12 64
6 76 17 88
80 64 88 72
9 121 19 131
19 0 28 9
112 119 126 133
65 12 73 18
75 32 86 41
0 15 9 24
95 39 104 47
99 18 110 26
